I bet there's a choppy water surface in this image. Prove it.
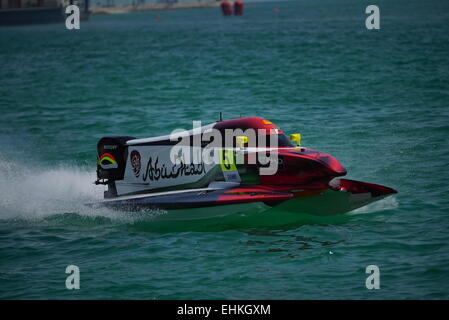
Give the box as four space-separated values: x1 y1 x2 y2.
1 0 449 299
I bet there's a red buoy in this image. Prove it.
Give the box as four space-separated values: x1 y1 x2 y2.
221 0 232 16
233 0 244 16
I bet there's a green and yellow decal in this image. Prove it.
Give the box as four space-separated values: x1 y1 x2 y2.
219 149 240 182
220 149 237 172
97 153 118 169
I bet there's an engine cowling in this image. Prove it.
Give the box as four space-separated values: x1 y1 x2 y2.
96 136 135 182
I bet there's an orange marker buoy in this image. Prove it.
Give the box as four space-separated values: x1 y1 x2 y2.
233 0 244 16
221 0 232 16
155 14 160 19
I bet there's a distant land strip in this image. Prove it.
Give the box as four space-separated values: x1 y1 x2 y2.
90 2 221 14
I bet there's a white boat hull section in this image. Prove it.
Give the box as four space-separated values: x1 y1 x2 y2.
116 145 215 196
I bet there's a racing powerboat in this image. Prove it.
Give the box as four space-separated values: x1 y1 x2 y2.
94 117 397 223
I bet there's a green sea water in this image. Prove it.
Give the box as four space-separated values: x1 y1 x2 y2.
1 0 449 299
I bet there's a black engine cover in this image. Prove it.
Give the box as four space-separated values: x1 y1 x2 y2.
97 136 135 181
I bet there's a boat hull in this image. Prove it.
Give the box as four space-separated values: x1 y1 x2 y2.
93 178 396 231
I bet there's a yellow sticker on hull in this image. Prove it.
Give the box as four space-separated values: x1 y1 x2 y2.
220 149 237 172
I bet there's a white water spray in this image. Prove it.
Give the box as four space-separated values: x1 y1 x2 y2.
0 159 109 220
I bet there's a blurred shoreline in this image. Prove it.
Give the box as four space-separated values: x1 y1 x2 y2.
90 1 221 15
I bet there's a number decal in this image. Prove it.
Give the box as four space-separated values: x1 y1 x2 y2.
220 149 237 172
219 149 241 182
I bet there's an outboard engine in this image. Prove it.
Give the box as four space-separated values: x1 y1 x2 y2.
96 136 135 198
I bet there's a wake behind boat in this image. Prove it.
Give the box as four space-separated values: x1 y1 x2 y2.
93 117 397 222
